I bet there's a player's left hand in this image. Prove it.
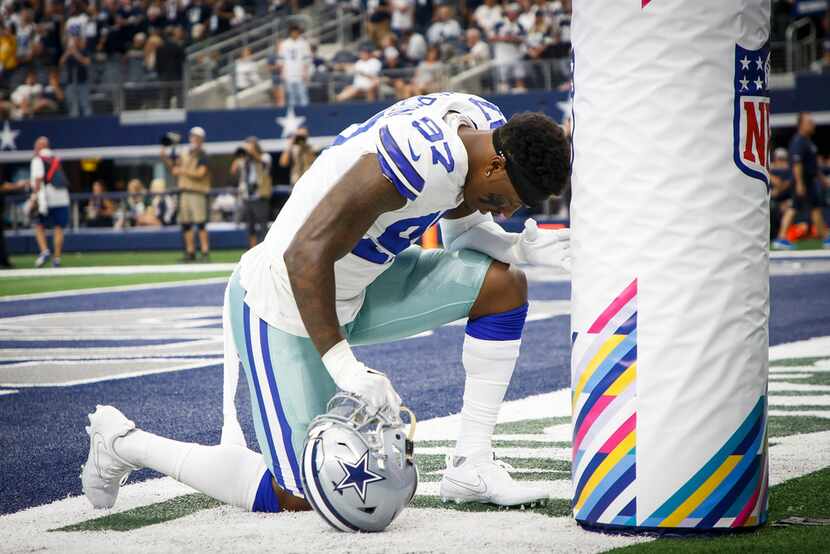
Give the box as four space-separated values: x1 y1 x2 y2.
517 219 571 272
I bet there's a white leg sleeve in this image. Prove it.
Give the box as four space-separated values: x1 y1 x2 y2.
221 281 246 447
114 431 266 511
454 334 521 460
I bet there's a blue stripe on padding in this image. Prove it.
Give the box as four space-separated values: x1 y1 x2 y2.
251 470 282 513
307 439 360 532
379 124 424 194
259 319 303 495
377 151 416 201
466 303 529 341
242 303 284 489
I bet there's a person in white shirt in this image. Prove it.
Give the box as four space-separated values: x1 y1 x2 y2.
336 47 382 102
402 28 427 62
30 136 71 268
489 4 527 92
474 0 503 36
278 24 312 108
460 28 491 67
390 0 415 35
426 5 462 46
235 46 261 91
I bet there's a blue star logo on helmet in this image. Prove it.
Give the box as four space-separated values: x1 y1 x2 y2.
334 451 385 503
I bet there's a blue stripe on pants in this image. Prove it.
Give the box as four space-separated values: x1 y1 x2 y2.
242 303 286 490
258 318 304 494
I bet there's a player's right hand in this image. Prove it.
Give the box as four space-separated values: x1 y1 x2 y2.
322 340 401 412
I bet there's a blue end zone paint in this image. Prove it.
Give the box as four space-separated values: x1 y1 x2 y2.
0 272 828 515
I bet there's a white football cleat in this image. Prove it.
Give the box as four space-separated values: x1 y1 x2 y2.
439 454 549 507
81 405 141 509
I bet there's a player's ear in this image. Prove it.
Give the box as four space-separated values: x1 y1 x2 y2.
486 155 506 178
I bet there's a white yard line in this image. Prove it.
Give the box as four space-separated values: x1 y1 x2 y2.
768 396 830 406
769 410 830 418
770 336 830 361
768 382 830 392
769 430 830 485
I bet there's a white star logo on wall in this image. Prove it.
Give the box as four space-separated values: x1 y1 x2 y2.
275 107 306 138
0 121 20 151
556 99 572 125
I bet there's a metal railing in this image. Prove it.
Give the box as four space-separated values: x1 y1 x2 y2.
185 6 364 110
785 18 818 73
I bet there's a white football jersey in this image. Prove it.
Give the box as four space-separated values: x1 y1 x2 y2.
240 92 507 336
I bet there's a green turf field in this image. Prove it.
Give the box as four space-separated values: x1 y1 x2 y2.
8 249 245 268
0 272 232 297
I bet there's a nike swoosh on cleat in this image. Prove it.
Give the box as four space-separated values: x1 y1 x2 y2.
408 140 421 161
443 475 487 495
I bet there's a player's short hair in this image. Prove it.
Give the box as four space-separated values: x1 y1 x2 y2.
493 112 570 205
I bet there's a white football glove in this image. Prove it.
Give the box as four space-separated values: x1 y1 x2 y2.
513 219 571 272
322 340 401 413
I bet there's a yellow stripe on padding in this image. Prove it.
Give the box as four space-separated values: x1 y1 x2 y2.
659 455 742 528
573 335 626 405
574 431 636 510
605 362 637 396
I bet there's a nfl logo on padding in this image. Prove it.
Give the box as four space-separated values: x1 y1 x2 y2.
733 43 770 186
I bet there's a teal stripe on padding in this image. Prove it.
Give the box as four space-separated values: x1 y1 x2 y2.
648 396 765 520
690 412 765 518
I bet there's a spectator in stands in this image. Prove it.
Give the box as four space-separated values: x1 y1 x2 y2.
60 35 93 117
43 69 65 113
162 126 211 262
427 5 462 47
414 0 435 33
278 24 312 108
156 27 186 84
525 10 555 61
214 1 236 35
148 178 178 226
474 0 503 37
231 136 273 247
38 2 64 68
774 113 830 250
30 136 70 268
119 178 162 228
279 127 316 187
235 46 261 91
404 45 443 96
186 0 212 37
13 6 39 74
391 0 415 36
86 180 116 227
125 32 150 82
769 147 793 240
0 179 26 269
335 45 382 102
10 71 57 118
459 28 490 67
0 24 17 88
367 0 392 47
490 4 527 93
401 27 427 62
380 37 411 98
268 38 285 107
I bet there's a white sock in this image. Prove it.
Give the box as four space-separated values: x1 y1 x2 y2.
454 334 521 460
114 430 266 511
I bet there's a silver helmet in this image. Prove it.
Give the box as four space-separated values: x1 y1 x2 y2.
301 392 417 533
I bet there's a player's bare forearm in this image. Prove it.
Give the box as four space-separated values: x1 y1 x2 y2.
284 154 405 356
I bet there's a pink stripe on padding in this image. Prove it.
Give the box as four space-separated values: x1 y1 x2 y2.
732 477 762 527
599 414 637 454
573 395 613 451
588 279 638 334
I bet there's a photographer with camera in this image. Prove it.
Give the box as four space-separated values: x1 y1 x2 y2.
278 127 316 187
230 136 272 247
161 127 211 262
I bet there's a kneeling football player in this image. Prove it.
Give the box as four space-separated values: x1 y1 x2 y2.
82 92 571 514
